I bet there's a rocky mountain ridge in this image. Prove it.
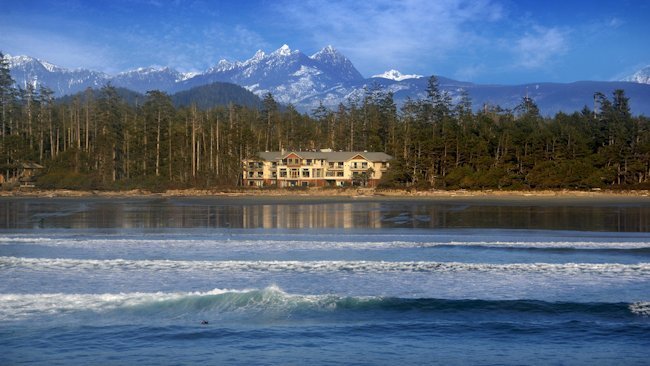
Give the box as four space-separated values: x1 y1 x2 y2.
5 47 650 115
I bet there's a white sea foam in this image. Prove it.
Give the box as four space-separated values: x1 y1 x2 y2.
0 286 345 322
1 235 648 250
2 256 649 276
0 288 245 321
629 302 650 316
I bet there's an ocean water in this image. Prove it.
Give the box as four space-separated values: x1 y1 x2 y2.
1 197 649 365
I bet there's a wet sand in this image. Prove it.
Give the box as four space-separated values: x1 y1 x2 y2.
2 189 650 231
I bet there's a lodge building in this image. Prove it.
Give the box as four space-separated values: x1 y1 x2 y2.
242 150 392 187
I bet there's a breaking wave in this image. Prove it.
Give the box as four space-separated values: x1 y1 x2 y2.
1 286 647 322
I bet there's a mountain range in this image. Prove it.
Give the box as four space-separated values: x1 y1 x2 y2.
5 46 650 115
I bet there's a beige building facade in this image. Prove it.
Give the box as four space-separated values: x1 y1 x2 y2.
243 150 392 187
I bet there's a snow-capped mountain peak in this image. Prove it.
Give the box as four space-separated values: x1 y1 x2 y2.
5 54 46 70
310 45 344 62
39 60 65 73
206 59 239 74
308 45 363 83
6 48 650 116
625 66 650 84
252 50 266 60
178 72 199 81
118 66 170 76
5 54 79 74
4 54 108 94
4 54 34 66
114 66 197 83
372 69 423 81
272 44 295 57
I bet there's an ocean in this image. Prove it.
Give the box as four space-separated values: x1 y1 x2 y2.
1 196 649 365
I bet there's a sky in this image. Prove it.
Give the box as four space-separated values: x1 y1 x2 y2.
1 0 649 84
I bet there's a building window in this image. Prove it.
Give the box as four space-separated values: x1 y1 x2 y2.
306 159 312 166
248 172 254 178
302 169 310 178
257 171 263 178
280 169 287 178
272 172 277 178
362 162 368 168
290 169 299 178
336 171 344 177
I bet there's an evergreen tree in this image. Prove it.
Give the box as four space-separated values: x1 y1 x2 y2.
261 93 278 151
0 52 15 139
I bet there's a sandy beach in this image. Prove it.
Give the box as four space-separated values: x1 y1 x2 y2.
2 187 649 202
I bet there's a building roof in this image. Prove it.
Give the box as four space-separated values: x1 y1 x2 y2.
257 151 392 162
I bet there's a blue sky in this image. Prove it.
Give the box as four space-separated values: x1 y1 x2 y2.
1 0 648 84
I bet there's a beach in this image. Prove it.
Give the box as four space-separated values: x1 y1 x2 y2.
2 187 650 200
1 192 650 365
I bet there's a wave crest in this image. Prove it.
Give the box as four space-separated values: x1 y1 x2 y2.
1 287 646 323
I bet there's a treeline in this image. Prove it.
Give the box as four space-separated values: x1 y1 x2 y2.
1 52 649 190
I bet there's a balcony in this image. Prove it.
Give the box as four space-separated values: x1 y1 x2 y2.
327 164 345 170
247 162 264 170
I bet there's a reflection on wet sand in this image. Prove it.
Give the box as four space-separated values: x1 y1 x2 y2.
243 204 381 229
0 198 649 232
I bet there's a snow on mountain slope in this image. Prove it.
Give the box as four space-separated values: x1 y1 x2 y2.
310 45 364 83
179 44 364 105
372 69 423 81
112 66 189 93
5 50 650 115
5 54 107 94
624 66 650 84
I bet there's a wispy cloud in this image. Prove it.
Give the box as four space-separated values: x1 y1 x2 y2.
0 26 117 72
607 17 624 29
2 0 646 84
202 24 271 62
0 0 270 74
454 64 487 81
513 26 569 69
277 0 503 74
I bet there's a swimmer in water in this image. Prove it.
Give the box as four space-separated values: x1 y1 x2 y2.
201 320 209 325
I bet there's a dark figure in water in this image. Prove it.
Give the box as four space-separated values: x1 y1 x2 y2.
201 320 209 325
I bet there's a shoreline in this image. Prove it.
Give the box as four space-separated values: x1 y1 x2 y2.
1 188 649 201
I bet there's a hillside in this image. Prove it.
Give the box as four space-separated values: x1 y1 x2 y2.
55 82 262 110
171 82 261 109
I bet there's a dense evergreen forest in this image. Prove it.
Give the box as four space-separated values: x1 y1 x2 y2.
1 52 649 191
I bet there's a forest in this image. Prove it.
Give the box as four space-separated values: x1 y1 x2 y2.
1 52 650 191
